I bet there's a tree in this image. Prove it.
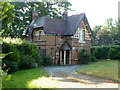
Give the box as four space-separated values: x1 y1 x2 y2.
92 25 102 36
92 25 102 45
0 2 15 37
96 29 112 45
92 18 119 46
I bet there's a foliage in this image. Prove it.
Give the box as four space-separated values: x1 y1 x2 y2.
90 55 97 62
108 48 120 60
2 61 18 74
19 55 35 70
92 25 102 36
76 60 118 82
91 45 120 59
2 37 42 72
79 49 90 64
42 55 53 66
0 37 12 80
0 2 15 37
92 18 119 46
96 30 112 45
2 68 48 88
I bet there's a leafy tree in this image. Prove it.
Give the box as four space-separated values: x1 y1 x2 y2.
96 29 112 45
92 25 102 36
92 25 102 45
92 18 119 46
0 2 15 37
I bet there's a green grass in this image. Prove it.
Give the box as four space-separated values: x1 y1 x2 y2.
2 67 58 88
76 59 118 82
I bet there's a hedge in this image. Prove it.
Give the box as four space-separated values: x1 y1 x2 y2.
2 37 42 73
91 45 120 60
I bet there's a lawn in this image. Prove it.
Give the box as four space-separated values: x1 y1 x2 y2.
2 67 58 88
76 59 119 82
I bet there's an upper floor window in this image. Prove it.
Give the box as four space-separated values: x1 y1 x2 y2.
35 30 45 36
35 31 40 36
78 28 85 43
34 30 45 41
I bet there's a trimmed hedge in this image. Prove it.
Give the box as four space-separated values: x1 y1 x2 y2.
2 37 42 73
91 45 120 60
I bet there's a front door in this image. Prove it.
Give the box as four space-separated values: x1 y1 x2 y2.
60 50 70 65
66 50 69 64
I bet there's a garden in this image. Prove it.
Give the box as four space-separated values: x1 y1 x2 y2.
1 37 54 88
76 45 119 83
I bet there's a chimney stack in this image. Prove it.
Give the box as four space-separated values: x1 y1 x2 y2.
62 10 68 20
32 7 38 20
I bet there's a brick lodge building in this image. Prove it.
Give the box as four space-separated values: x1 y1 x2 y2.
22 9 93 65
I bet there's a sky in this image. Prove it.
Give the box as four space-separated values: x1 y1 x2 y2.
68 0 119 28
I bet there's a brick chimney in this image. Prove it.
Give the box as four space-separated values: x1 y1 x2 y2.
62 10 68 20
32 7 38 20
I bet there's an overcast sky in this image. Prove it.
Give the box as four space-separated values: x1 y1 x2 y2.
68 0 119 28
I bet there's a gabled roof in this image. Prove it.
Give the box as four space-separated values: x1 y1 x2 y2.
60 41 72 50
23 13 92 36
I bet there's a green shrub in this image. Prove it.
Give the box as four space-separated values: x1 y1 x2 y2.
16 41 41 63
2 37 42 72
2 61 18 74
19 55 36 69
91 45 120 59
116 52 120 60
91 47 109 59
108 48 119 60
42 55 53 66
79 49 90 64
90 55 97 62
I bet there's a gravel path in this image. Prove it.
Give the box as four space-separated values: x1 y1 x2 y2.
44 65 118 88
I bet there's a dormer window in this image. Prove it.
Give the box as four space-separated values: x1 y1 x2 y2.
35 31 40 36
34 29 45 41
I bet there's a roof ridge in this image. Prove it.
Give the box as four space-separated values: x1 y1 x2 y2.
68 13 85 17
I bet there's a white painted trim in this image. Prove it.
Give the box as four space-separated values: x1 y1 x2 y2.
69 51 71 64
64 51 66 65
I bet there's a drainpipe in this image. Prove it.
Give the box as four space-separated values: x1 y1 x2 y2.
54 34 57 65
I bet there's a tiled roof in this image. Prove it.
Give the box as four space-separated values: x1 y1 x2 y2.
23 13 92 36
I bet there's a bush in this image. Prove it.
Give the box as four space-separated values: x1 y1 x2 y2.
90 55 97 62
16 41 41 63
79 49 90 64
91 45 120 59
42 55 53 66
108 48 120 60
116 52 120 60
2 61 18 74
2 37 42 72
19 55 36 69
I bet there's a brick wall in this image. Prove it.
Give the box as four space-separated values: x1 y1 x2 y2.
25 21 92 65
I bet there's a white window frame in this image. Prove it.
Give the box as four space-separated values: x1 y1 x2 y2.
78 28 85 43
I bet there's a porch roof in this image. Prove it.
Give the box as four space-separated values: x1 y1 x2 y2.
60 41 72 50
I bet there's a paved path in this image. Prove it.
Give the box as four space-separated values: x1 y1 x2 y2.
44 65 118 88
